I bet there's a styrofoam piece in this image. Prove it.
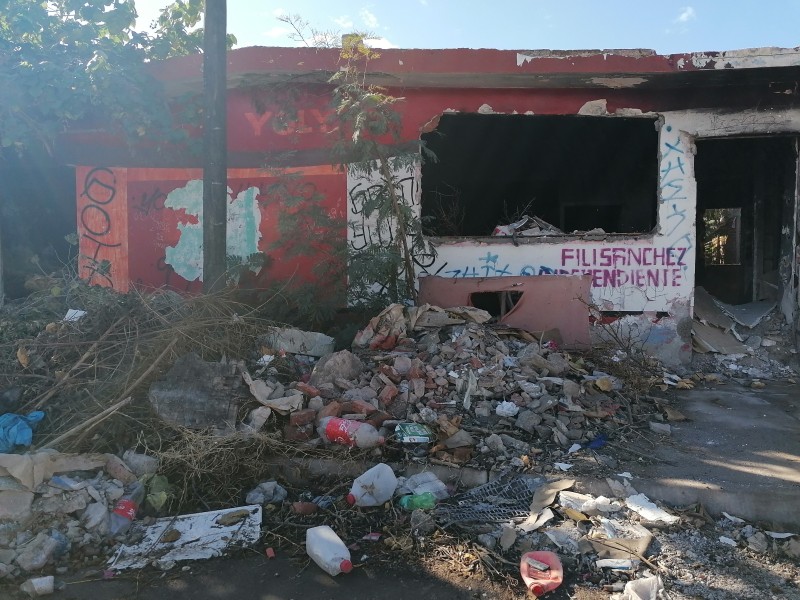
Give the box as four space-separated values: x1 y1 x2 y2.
108 505 262 570
263 327 335 357
625 493 679 524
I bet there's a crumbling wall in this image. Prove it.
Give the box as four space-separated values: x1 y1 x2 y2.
413 106 800 365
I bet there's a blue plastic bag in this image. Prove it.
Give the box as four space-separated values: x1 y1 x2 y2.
0 411 45 453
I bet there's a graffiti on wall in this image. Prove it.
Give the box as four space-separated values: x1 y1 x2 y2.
346 160 436 270
419 119 698 313
77 167 129 292
440 247 688 288
243 109 331 137
659 124 693 258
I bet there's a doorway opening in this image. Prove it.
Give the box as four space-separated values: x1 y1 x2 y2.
694 137 796 305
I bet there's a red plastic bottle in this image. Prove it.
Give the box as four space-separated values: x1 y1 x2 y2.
318 416 384 448
109 482 145 536
519 551 563 597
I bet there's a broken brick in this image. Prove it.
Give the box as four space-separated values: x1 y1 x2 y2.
291 501 318 516
469 356 483 369
378 364 401 383
340 399 377 415
295 382 320 397
366 410 392 429
378 383 399 406
289 408 317 427
315 400 341 423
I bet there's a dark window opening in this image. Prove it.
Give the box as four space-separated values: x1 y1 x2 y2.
470 291 523 318
702 208 742 266
421 113 658 237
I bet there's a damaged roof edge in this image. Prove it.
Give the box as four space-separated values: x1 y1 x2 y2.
146 45 800 90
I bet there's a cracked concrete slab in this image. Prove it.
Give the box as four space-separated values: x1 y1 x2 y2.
588 383 800 528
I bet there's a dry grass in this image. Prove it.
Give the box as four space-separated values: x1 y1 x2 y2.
2 282 283 454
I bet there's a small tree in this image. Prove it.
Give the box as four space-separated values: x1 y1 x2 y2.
330 35 435 307
276 15 435 307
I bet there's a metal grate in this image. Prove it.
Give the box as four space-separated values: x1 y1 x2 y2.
434 475 545 527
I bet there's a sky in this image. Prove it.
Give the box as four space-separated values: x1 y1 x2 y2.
133 1 800 55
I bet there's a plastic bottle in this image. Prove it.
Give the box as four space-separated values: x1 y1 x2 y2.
397 471 449 500
398 492 436 511
318 416 385 448
109 482 145 536
306 525 353 577
519 551 563 597
346 463 397 507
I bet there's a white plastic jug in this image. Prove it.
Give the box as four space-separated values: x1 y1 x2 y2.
306 525 353 577
346 463 398 507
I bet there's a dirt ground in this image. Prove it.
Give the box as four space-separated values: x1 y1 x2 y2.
4 529 797 600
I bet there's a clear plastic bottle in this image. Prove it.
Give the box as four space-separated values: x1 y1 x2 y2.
397 472 449 500
318 416 385 448
306 525 353 577
346 463 397 507
398 492 437 511
109 482 145 536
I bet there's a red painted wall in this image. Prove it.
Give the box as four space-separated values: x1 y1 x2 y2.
78 165 345 293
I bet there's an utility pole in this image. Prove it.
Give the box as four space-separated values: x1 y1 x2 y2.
202 0 227 293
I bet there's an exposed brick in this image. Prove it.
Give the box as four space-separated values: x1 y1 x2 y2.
295 382 321 397
291 501 318 516
315 400 341 423
469 356 483 369
378 383 399 406
289 408 317 427
378 364 401 383
366 410 392 429
340 399 377 415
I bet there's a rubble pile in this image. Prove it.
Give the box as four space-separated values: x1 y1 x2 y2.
239 303 644 471
0 451 150 579
0 289 797 597
692 286 798 382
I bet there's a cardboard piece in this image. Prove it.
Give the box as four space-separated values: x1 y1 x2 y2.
530 479 575 513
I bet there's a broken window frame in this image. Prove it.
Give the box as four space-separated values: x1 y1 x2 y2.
418 112 661 243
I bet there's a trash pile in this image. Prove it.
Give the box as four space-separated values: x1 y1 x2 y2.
248 303 651 473
0 284 797 597
692 286 798 382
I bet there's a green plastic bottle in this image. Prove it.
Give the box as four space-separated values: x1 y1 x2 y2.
398 492 436 511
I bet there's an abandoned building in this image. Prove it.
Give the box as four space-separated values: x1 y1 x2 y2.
61 45 800 366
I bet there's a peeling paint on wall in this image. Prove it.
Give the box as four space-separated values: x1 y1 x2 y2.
515 49 657 67
578 99 609 116
689 47 800 70
164 180 263 282
590 76 648 88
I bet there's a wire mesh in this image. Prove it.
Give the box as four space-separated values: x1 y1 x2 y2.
434 474 545 526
